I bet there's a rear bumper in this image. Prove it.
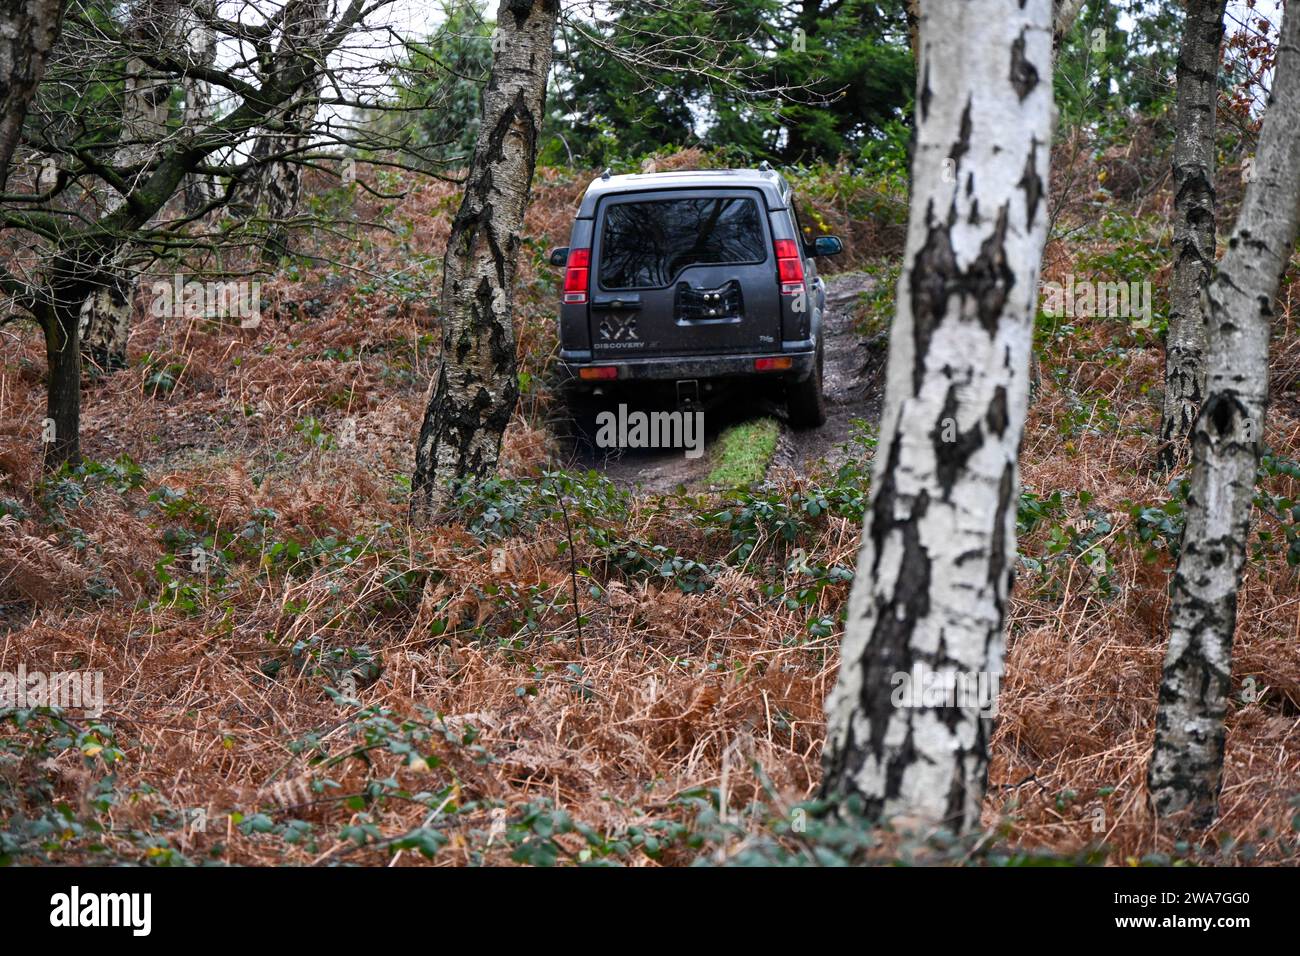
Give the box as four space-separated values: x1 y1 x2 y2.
557 349 816 385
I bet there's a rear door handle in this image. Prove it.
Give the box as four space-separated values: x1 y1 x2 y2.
677 314 740 326
591 295 641 311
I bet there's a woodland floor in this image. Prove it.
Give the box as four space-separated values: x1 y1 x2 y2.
2 149 1300 865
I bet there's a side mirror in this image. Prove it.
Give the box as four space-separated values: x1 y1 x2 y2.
813 235 843 257
548 246 569 267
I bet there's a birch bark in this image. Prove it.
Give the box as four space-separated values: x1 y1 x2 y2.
1149 1 1300 827
0 0 64 189
1158 0 1227 469
79 1 179 371
247 0 328 261
822 0 1053 831
410 0 558 520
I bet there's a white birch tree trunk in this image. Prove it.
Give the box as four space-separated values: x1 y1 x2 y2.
182 0 217 215
79 2 178 371
248 83 320 260
821 0 1053 831
1052 0 1083 51
409 0 558 520
1158 0 1227 470
247 0 327 262
1148 2 1300 828
0 0 64 190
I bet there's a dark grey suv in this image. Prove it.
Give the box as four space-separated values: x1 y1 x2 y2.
549 166 843 428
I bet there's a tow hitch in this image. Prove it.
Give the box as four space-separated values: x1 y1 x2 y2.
676 379 700 410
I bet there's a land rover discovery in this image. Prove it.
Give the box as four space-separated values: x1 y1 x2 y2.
549 166 843 429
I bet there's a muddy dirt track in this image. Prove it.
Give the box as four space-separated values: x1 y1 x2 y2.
556 271 886 492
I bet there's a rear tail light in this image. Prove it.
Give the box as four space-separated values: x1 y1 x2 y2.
563 248 590 304
579 365 618 381
754 356 793 372
774 239 804 295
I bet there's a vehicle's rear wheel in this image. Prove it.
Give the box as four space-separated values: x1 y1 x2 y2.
786 343 826 429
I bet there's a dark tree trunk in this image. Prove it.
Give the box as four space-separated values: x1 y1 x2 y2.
904 0 919 59
43 304 82 469
1148 0 1300 829
410 0 559 521
0 0 64 190
1158 0 1227 470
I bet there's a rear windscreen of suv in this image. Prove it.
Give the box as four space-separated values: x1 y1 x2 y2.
598 195 766 290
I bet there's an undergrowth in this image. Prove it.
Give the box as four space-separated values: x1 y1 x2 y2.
3 143 1300 866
